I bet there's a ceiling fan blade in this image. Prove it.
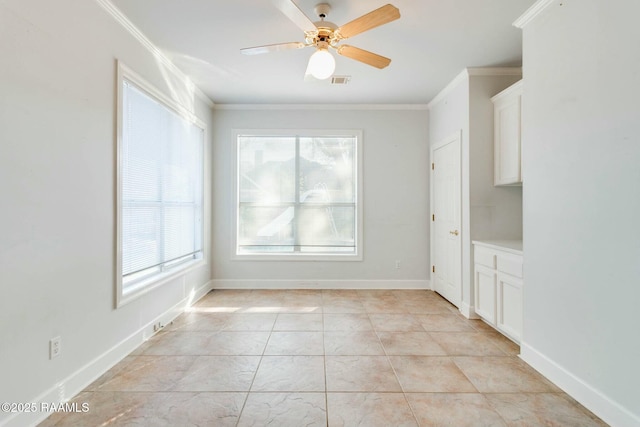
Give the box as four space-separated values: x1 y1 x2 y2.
241 42 306 55
337 45 391 69
336 4 400 39
273 0 318 33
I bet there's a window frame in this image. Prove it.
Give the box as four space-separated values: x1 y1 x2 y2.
116 61 206 307
232 129 363 261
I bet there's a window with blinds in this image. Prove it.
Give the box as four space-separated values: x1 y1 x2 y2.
117 65 204 304
235 131 362 259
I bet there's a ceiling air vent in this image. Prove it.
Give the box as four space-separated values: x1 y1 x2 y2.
331 75 351 85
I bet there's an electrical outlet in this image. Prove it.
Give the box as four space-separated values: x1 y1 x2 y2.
395 260 401 269
50 336 61 359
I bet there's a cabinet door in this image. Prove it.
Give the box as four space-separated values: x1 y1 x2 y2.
494 86 522 186
474 264 497 324
496 272 523 342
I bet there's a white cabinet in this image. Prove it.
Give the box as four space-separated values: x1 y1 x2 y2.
473 241 523 343
497 272 523 341
492 80 523 186
475 264 497 324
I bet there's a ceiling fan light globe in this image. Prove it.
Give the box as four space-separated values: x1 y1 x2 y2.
308 48 335 80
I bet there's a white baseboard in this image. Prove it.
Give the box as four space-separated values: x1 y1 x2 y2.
520 341 640 427
459 301 480 319
2 281 214 427
210 279 430 290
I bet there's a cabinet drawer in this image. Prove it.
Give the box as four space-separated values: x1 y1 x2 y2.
496 254 523 278
474 247 496 268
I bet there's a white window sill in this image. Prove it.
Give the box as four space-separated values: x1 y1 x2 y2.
230 253 363 262
117 259 205 308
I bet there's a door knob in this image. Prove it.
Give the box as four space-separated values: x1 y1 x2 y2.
449 230 459 236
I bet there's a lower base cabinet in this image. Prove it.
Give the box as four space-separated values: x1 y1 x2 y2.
475 265 497 324
496 272 523 342
473 241 523 343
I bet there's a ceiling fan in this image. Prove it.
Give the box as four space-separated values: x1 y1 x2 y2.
240 1 400 80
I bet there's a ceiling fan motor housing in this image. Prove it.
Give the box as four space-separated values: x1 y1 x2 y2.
307 3 339 46
306 24 338 46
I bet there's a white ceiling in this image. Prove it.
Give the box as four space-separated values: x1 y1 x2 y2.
110 0 536 105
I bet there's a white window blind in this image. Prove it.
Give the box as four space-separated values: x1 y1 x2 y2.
120 79 203 294
236 133 359 256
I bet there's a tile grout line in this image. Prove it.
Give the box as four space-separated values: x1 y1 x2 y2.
233 301 279 427
366 306 423 427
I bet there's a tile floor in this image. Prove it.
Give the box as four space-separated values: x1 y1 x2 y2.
40 289 607 426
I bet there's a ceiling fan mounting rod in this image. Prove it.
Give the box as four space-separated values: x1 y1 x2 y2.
314 3 331 20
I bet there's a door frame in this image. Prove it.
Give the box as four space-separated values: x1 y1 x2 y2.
429 130 462 305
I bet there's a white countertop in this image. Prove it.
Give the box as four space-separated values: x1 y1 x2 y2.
472 240 523 254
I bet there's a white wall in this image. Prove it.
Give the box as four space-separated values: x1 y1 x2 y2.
518 1 640 425
0 1 213 425
428 75 470 146
211 107 430 288
428 69 521 315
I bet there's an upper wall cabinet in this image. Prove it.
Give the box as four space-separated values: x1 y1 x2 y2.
492 80 523 186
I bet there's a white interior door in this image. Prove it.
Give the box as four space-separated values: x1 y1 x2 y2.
431 132 462 307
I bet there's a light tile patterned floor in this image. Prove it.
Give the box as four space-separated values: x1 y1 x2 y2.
40 290 607 426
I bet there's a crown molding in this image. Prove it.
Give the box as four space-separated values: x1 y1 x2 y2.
213 104 429 111
94 0 214 109
427 67 522 109
427 69 469 110
513 0 556 29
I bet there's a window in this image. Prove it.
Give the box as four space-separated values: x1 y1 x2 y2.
117 63 204 306
234 130 362 259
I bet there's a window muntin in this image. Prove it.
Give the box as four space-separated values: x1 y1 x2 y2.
117 64 204 305
236 131 361 258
